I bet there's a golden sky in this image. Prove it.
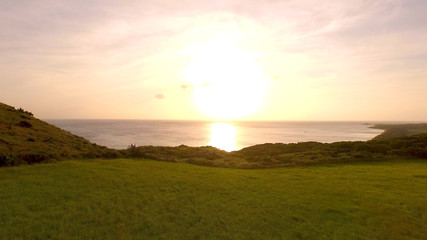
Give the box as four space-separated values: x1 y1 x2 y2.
1 0 427 121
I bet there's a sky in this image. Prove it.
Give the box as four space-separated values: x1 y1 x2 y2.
1 0 427 121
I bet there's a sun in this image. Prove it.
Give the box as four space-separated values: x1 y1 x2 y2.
183 34 268 119
209 123 237 152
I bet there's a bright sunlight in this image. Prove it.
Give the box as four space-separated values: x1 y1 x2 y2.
183 34 269 120
209 122 237 152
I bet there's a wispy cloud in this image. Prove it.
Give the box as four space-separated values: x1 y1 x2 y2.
0 0 426 120
155 93 165 99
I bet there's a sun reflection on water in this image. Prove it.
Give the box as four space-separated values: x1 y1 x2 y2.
209 123 237 152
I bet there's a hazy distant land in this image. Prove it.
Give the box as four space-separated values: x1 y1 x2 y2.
371 123 427 140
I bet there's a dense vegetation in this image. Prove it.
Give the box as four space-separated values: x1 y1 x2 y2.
0 102 121 166
1 101 427 168
125 134 427 168
1 158 426 239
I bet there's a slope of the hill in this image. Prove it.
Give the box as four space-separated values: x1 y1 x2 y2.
0 102 120 166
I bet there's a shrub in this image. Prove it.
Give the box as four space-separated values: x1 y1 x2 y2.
20 114 31 120
102 150 122 159
185 159 214 166
17 107 33 116
0 153 17 166
17 121 32 128
127 144 138 157
20 154 50 164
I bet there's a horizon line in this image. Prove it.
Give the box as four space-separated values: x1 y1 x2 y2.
42 118 427 123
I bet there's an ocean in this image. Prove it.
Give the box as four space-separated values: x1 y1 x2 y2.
45 120 384 151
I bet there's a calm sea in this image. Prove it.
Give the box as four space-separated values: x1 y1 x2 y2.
45 120 384 151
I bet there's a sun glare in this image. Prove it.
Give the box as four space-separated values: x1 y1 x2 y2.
183 34 268 120
209 123 237 152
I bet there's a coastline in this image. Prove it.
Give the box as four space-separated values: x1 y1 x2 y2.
46 120 383 150
370 123 427 140
2 101 427 168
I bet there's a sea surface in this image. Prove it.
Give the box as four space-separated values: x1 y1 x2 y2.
46 120 384 151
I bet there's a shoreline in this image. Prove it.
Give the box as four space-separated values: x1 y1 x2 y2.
369 123 427 140
2 100 427 168
46 120 384 150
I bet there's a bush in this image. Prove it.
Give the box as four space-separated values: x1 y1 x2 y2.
20 114 31 120
102 150 122 159
17 107 33 116
127 144 138 157
185 159 214 166
17 121 32 128
0 153 17 166
20 154 50 164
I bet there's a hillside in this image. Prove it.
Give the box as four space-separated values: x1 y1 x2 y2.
371 123 427 140
0 102 120 166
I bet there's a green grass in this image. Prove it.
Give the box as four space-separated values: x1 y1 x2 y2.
0 102 121 166
1 159 426 239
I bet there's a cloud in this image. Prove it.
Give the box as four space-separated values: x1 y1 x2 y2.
1 0 427 120
180 83 194 90
155 93 165 99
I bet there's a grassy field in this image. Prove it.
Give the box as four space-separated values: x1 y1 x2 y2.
1 159 426 239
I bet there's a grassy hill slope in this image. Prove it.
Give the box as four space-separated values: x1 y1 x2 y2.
0 102 120 166
1 158 426 239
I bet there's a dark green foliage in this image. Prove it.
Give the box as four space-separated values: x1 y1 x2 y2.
125 144 227 163
17 107 33 116
17 120 32 128
237 142 325 156
0 153 17 166
121 133 427 168
185 158 215 166
0 102 123 166
20 114 31 120
20 153 51 164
